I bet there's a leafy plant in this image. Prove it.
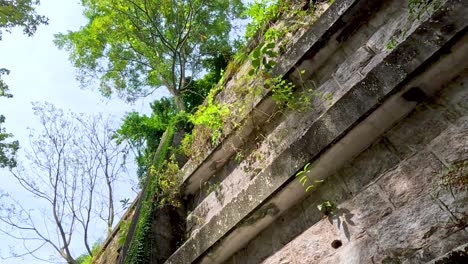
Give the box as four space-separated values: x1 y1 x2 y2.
120 198 131 210
317 201 337 216
154 154 181 207
234 152 245 163
248 41 278 76
0 114 19 169
242 0 281 40
296 162 324 192
386 36 397 50
118 219 131 246
206 181 221 195
185 85 230 150
76 241 102 264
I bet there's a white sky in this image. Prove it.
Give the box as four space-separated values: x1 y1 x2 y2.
0 0 169 262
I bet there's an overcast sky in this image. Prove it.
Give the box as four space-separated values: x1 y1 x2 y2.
0 1 169 262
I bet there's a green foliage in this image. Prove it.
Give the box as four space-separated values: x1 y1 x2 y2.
181 85 230 158
120 198 131 210
234 152 244 163
386 36 397 50
206 181 221 195
242 0 281 40
248 41 312 111
151 154 181 206
248 41 278 76
295 162 324 192
114 98 176 179
76 241 102 264
268 75 295 104
317 201 337 216
189 86 230 144
55 0 244 109
0 0 48 40
118 219 131 246
115 50 227 179
0 114 19 169
0 68 12 98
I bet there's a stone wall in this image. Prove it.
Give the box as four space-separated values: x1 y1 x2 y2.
225 73 468 264
92 197 138 263
102 0 468 263
162 0 468 263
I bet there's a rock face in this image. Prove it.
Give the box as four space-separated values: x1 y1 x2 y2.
97 0 468 263
149 205 186 264
227 76 468 264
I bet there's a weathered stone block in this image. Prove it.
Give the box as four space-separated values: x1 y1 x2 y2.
429 116 468 165
336 139 400 195
336 185 393 240
385 106 451 159
377 151 443 208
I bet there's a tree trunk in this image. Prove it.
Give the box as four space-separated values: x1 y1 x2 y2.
173 91 186 112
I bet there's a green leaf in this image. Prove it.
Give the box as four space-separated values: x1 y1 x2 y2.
252 47 261 59
251 59 260 68
266 51 278 57
264 42 275 50
266 60 277 68
300 176 308 185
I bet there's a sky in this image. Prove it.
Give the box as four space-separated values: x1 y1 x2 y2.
0 1 169 262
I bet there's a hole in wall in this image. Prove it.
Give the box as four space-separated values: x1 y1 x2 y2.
331 240 342 249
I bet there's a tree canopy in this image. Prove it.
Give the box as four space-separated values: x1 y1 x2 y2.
0 0 48 40
55 0 244 110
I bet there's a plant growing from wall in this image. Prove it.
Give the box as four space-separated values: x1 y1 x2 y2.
387 0 441 49
180 85 230 159
118 219 131 246
248 41 278 77
317 200 337 216
242 0 282 41
179 0 326 162
295 162 324 192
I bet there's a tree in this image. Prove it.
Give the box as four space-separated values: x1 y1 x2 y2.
115 97 177 180
0 0 48 168
0 0 49 40
54 0 244 110
0 102 128 263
